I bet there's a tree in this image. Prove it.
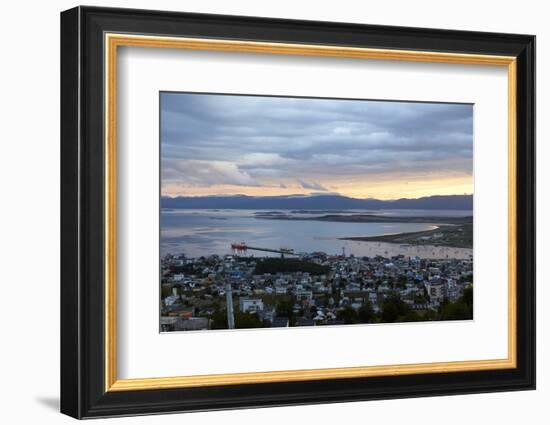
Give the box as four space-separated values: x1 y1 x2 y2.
276 298 294 318
439 287 473 320
161 284 173 298
254 258 329 275
358 301 375 323
337 306 358 324
462 286 473 309
234 312 265 329
396 275 408 288
381 296 411 323
413 288 429 304
460 273 473 283
439 301 471 320
210 309 228 329
402 310 422 322
381 300 400 323
421 308 437 321
276 297 297 326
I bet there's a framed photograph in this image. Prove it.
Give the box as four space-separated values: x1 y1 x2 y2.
60 6 535 419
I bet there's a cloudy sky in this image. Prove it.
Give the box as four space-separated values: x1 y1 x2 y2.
160 92 473 200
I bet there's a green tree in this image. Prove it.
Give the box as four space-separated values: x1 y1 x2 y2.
413 288 429 304
210 309 228 329
402 310 422 322
254 258 329 275
462 287 473 309
337 306 358 324
460 274 473 283
161 284 173 298
276 297 297 326
439 301 472 320
396 275 408 289
381 296 411 323
439 288 473 320
358 301 375 323
421 308 438 321
276 298 294 318
234 312 265 329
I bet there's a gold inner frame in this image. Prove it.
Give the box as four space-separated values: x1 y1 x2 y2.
104 33 517 392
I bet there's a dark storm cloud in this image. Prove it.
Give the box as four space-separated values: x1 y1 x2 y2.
160 92 473 187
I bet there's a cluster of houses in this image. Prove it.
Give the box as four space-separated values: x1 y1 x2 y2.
160 252 473 332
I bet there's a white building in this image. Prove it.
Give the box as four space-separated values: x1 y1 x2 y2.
164 288 181 306
425 280 446 302
239 298 264 313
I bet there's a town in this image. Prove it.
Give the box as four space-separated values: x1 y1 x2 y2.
160 246 473 332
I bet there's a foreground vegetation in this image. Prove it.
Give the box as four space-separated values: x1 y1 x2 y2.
254 258 330 276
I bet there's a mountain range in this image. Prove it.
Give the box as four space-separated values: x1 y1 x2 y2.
161 194 473 210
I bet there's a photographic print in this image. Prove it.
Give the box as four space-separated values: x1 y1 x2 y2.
61 9 535 416
159 92 474 332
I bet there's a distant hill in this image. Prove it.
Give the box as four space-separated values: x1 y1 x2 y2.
161 194 473 210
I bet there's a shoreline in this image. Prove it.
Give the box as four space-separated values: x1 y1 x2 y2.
339 223 472 249
253 212 472 225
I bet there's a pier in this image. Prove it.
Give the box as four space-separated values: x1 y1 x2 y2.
231 242 299 258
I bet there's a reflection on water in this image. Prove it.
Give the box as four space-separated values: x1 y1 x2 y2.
161 209 473 260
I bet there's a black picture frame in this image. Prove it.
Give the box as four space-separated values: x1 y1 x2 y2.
61 5 535 419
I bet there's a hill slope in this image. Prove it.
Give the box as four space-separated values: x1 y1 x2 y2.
161 194 473 210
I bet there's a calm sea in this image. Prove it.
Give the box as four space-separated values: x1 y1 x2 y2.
160 209 473 259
